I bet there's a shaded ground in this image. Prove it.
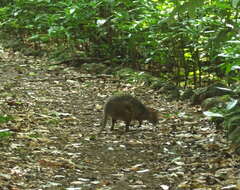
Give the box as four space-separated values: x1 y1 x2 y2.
0 47 239 190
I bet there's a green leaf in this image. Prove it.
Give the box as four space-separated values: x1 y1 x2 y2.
172 0 204 17
0 115 13 123
70 8 76 14
232 0 240 8
216 87 233 92
0 129 12 139
228 126 240 144
215 1 232 9
226 99 238 110
203 111 224 118
231 65 240 70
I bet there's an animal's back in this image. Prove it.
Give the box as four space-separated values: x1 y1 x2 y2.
104 95 147 120
99 94 158 133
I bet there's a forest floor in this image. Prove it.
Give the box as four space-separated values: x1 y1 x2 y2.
0 47 239 190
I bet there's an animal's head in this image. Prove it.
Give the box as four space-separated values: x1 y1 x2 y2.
147 108 159 126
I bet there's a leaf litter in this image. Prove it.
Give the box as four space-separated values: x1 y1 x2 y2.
0 47 240 189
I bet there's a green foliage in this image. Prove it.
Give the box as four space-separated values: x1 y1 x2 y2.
224 107 240 148
0 115 13 140
116 68 157 84
0 130 12 139
0 115 13 123
204 96 240 149
0 0 239 86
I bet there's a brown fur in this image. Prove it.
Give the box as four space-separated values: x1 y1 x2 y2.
99 95 159 132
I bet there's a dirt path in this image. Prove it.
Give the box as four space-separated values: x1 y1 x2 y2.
0 48 239 189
